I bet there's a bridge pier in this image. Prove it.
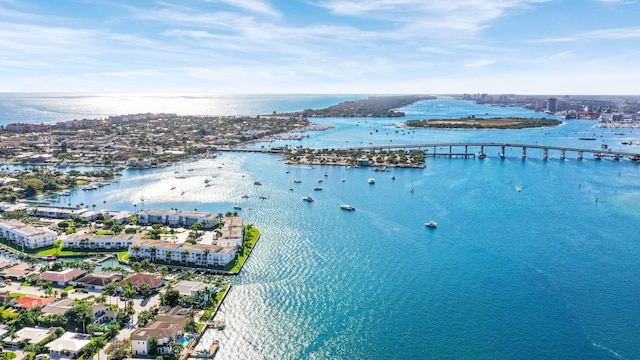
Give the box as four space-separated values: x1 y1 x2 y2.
479 145 486 159
521 147 527 159
577 151 583 160
499 146 505 159
560 150 566 160
449 146 452 158
543 148 548 160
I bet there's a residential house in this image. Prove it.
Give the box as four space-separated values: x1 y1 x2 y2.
4 327 56 346
75 273 123 290
12 296 56 309
45 332 91 357
34 269 87 287
0 263 35 280
118 273 164 292
173 280 218 302
42 298 109 324
130 321 185 356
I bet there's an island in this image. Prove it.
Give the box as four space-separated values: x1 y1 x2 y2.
403 117 562 129
298 95 435 118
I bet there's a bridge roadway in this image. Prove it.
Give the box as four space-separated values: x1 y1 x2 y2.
224 143 640 161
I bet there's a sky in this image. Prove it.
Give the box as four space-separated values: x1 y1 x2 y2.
0 0 639 95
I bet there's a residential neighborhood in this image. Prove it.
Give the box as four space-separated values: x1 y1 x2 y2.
0 205 259 360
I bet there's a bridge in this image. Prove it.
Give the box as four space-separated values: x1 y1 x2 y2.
224 143 640 162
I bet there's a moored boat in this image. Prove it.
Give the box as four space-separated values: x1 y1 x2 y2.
303 195 314 202
340 204 355 211
425 220 437 229
368 178 375 184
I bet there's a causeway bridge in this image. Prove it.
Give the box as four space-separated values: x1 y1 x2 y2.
223 143 640 161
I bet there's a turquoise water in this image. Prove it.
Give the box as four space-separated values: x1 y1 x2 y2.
6 95 640 359
181 336 193 347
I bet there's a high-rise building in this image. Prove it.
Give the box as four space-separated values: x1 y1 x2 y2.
547 97 557 112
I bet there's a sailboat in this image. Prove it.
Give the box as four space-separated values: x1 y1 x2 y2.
293 168 302 183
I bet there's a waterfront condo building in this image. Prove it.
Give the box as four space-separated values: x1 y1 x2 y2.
0 219 56 249
130 239 236 267
136 209 220 229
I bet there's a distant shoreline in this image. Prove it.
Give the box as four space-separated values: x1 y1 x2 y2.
402 117 562 130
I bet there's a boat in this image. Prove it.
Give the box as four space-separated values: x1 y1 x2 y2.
317 178 323 183
578 137 597 140
241 194 249 199
425 221 437 229
41 255 57 261
170 186 176 190
204 178 210 184
515 186 522 192
288 187 294 191
181 191 185 195
391 175 396 180
341 178 346 182
324 172 328 177
340 204 356 211
368 178 375 184
313 187 323 191
175 174 187 179
303 195 314 202
294 179 302 183
259 195 267 200
601 143 608 149
254 181 262 185
233 205 242 210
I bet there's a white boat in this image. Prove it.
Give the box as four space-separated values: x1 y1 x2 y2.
425 221 437 229
317 178 323 183
170 186 176 190
515 186 522 192
303 195 314 202
340 204 356 211
294 179 302 183
368 178 376 184
175 174 187 179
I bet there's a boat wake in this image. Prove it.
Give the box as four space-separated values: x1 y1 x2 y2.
592 342 628 359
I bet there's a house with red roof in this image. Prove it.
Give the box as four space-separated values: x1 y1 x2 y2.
34 268 87 287
118 272 164 291
13 295 55 309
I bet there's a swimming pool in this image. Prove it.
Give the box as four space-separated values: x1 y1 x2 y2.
180 336 192 347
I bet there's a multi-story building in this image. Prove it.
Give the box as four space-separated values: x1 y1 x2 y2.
130 240 236 267
217 216 244 247
137 209 220 229
62 233 143 250
0 219 56 249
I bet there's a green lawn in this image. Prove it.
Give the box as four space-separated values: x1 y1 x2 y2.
227 226 260 273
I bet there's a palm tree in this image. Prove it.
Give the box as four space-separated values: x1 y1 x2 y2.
181 249 190 264
131 245 141 259
203 249 211 265
165 250 173 262
149 246 157 262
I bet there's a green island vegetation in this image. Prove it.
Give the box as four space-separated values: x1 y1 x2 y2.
299 95 435 117
282 147 426 168
404 116 562 129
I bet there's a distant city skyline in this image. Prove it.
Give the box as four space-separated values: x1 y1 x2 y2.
1 0 639 95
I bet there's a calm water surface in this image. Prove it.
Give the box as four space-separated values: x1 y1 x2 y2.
6 95 640 359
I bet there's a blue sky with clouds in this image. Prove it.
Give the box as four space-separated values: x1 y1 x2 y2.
1 0 639 94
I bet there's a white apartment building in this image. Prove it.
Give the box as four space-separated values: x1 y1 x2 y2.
217 216 244 247
137 209 220 229
130 239 236 267
0 219 57 249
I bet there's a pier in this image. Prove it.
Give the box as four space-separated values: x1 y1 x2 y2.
226 143 640 162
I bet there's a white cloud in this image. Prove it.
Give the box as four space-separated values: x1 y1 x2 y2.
204 0 281 17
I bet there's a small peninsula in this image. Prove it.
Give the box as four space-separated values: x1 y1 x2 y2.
299 95 435 118
403 117 562 129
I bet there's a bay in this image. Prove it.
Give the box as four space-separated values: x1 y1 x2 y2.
4 94 640 359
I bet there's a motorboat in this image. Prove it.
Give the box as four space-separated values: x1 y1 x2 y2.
340 204 356 211
303 195 314 202
314 187 323 191
368 178 375 184
425 221 437 229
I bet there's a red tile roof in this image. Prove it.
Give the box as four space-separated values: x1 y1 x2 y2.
119 273 163 289
13 296 55 309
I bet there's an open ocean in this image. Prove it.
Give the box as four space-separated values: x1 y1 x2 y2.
3 94 640 359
